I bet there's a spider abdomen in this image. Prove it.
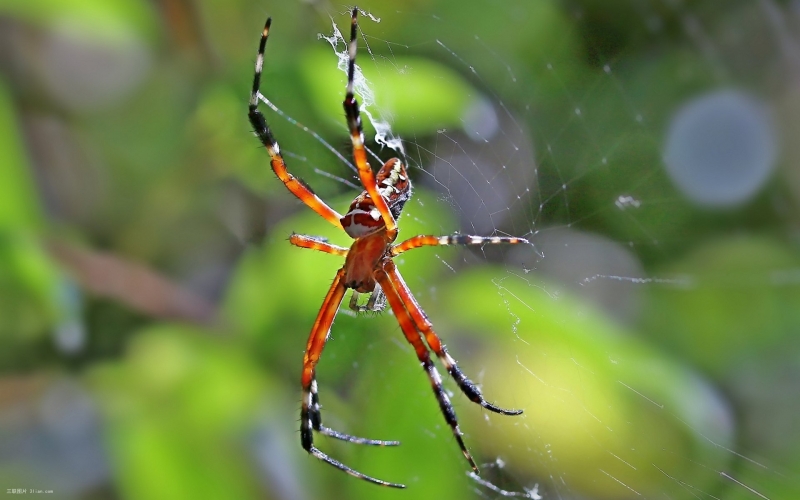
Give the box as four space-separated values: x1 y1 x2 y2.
341 158 411 239
340 199 383 239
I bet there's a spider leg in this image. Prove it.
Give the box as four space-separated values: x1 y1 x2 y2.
301 268 404 488
348 290 363 311
290 233 348 256
365 285 386 311
342 8 398 240
348 284 386 313
392 234 529 256
382 261 523 416
374 268 479 473
248 18 344 230
308 378 400 446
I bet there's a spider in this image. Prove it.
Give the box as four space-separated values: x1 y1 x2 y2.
248 8 527 489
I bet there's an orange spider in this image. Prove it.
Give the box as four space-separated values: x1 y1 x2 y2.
248 8 527 488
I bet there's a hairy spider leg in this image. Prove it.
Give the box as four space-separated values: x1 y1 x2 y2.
300 268 403 488
342 8 398 240
292 231 387 315
374 268 479 473
248 18 344 230
392 234 529 256
383 261 523 417
349 285 386 312
289 233 348 256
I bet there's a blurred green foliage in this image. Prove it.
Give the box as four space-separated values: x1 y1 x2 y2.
0 80 43 232
1 0 798 499
645 236 800 377
0 77 61 363
439 270 733 498
300 49 478 136
89 325 269 500
0 0 158 42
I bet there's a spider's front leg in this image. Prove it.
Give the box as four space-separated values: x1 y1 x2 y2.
300 268 404 488
248 17 344 230
342 8 400 241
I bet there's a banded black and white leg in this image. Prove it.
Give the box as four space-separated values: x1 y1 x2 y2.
299 269 403 488
383 261 523 417
392 234 529 257
342 7 399 240
374 267 480 472
248 17 345 230
389 233 529 412
304 375 399 446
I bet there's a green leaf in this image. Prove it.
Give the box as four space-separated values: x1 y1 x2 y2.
0 234 61 350
0 0 158 43
88 325 271 500
643 236 800 376
299 48 477 136
434 269 735 500
0 78 43 232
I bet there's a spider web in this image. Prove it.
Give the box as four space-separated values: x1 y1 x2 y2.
265 3 799 499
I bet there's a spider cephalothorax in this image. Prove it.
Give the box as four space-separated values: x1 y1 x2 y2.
248 8 527 488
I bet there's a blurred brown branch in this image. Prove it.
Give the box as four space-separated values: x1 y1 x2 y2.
47 239 217 325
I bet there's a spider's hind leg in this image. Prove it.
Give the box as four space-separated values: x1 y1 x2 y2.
307 377 400 446
300 268 403 488
374 267 481 473
438 346 523 415
383 261 523 416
